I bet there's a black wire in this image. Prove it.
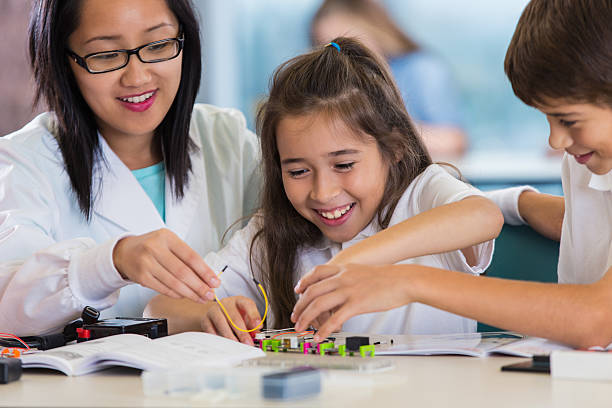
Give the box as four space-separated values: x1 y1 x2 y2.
0 337 41 349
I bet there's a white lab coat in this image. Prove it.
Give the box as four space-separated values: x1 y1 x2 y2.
0 104 261 336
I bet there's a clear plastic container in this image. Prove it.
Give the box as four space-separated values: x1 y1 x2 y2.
141 357 394 402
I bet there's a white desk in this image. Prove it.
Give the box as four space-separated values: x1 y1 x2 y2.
2 354 611 407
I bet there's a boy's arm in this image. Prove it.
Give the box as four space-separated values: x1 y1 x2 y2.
408 264 612 348
328 195 503 266
484 187 564 242
293 263 612 349
518 191 564 241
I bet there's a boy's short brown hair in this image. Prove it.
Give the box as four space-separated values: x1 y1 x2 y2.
505 0 612 107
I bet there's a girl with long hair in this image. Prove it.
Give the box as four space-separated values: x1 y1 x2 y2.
146 37 502 343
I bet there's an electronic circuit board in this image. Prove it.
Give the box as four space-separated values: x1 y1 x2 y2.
253 329 398 358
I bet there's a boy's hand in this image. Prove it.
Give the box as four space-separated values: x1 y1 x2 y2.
291 264 411 342
113 229 220 303
200 296 261 345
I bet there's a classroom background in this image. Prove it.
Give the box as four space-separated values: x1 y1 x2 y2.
0 0 557 191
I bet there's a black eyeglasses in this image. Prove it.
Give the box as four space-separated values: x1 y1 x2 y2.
67 34 184 74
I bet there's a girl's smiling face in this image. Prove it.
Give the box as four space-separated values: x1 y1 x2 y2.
67 0 182 145
277 112 389 243
539 99 612 174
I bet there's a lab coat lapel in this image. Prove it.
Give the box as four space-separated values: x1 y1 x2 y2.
165 135 207 241
93 136 165 234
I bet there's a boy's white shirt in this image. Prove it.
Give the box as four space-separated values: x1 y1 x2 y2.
558 153 612 284
0 104 261 336
206 164 494 334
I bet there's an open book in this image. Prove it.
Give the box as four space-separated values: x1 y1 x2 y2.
20 332 265 376
375 332 572 357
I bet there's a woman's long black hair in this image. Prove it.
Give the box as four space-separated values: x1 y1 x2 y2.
28 0 202 219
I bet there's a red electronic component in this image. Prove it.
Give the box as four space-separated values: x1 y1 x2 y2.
76 328 91 340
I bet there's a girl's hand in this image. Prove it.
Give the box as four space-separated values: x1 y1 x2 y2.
200 296 261 345
291 264 412 342
113 229 220 303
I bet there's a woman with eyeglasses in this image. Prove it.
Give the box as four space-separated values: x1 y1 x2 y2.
0 0 261 336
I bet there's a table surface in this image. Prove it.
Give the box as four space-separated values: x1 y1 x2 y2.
2 353 611 408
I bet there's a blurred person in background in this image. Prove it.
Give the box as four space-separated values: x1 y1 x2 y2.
311 0 467 158
0 1 42 135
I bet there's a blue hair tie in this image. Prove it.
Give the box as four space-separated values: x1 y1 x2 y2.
326 42 341 52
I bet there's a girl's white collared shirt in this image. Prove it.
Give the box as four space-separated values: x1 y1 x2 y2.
206 164 494 334
0 104 261 335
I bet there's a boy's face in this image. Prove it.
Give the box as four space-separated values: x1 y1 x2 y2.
537 99 612 175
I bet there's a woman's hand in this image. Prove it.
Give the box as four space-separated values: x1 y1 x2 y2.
113 229 220 303
200 296 262 345
291 264 412 342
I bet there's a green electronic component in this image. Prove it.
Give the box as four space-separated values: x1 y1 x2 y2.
359 344 375 357
262 339 274 351
319 342 334 355
262 339 282 352
338 344 346 357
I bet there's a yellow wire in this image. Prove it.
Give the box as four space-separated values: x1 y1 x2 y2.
214 267 269 333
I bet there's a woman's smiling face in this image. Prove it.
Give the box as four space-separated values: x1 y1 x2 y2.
67 0 182 144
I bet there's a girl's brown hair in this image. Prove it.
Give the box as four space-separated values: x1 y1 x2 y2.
505 0 612 107
311 0 419 56
254 37 431 328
